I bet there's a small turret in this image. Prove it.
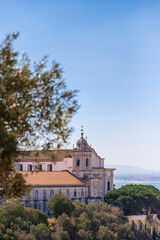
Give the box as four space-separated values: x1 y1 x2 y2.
72 127 92 177
73 127 91 153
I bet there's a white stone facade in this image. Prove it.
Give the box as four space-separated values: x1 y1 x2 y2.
16 132 115 213
20 185 87 214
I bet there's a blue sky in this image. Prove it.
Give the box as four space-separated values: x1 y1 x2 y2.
1 0 160 170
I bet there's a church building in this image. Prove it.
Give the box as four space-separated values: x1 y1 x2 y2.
16 131 115 213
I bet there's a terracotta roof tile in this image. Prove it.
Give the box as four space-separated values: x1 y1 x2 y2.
20 171 84 186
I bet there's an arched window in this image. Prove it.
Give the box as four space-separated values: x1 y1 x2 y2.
27 164 32 171
81 188 84 197
76 159 80 168
35 201 38 209
86 158 89 167
18 164 23 171
47 164 52 171
26 194 31 207
35 190 38 201
74 189 77 198
107 181 110 191
66 189 69 197
43 190 46 200
50 189 54 198
43 201 46 212
38 202 41 211
43 190 47 213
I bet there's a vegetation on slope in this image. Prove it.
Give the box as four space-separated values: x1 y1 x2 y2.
105 184 160 215
0 195 153 240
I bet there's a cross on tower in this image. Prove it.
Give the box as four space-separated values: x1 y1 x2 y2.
81 126 84 137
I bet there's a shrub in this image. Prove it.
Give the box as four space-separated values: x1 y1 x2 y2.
48 194 75 218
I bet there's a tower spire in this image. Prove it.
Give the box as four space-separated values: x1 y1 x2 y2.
81 125 84 138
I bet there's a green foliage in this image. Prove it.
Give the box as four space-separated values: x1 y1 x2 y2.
52 227 70 240
15 230 36 240
34 223 50 240
96 226 118 240
0 33 79 198
77 212 93 231
25 208 48 226
72 201 136 240
0 199 153 240
134 229 152 240
55 213 76 240
77 229 92 240
48 193 75 218
72 200 88 218
5 229 16 239
1 199 26 229
0 209 8 226
116 224 136 240
105 184 160 215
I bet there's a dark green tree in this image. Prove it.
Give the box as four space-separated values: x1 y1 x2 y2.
52 227 70 240
25 208 48 226
96 226 117 240
48 194 75 218
105 184 160 215
55 213 76 240
77 229 92 240
1 199 25 229
72 201 88 218
0 33 79 198
34 223 50 240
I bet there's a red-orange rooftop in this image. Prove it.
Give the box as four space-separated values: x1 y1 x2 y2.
20 171 84 186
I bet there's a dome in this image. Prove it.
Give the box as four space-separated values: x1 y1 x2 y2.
73 132 91 152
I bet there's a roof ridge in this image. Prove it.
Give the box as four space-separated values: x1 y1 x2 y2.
64 170 84 184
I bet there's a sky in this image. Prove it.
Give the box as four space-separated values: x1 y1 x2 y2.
0 0 160 170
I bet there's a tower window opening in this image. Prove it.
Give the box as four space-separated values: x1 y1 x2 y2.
107 181 111 191
76 159 80 168
86 158 89 167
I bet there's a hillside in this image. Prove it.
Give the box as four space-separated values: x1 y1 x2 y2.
106 164 160 181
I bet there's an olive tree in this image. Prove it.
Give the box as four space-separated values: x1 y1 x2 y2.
0 33 79 198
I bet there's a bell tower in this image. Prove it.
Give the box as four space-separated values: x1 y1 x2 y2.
72 128 92 179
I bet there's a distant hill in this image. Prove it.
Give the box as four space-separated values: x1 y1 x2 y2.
105 164 160 181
